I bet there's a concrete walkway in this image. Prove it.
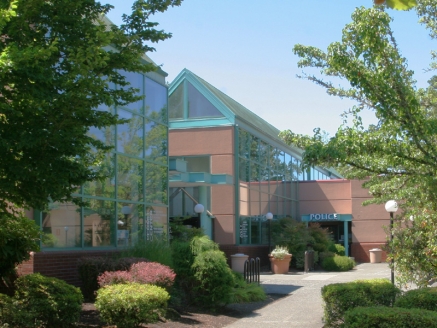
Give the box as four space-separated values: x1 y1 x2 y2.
226 263 391 328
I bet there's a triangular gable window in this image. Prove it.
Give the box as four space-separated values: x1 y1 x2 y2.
187 82 224 118
169 83 184 119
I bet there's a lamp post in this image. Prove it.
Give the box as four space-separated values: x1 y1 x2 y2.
266 212 273 254
385 200 398 285
194 203 204 228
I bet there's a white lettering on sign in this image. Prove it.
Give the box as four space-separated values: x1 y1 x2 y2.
309 214 338 221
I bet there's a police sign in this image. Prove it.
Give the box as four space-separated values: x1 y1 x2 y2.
309 213 338 221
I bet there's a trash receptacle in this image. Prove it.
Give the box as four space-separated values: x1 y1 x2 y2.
369 248 382 263
231 253 249 273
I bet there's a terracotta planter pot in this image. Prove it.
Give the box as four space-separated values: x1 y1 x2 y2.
269 254 292 274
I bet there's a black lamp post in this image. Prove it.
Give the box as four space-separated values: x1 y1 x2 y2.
194 203 204 228
266 212 273 254
385 200 398 285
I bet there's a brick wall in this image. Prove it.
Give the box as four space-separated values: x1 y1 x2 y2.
352 242 387 263
17 249 121 287
219 245 270 269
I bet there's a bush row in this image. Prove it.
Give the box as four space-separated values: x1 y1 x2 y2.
322 280 437 328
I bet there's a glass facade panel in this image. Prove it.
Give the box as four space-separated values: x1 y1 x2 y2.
117 109 144 157
258 141 269 168
120 71 144 113
145 119 167 165
42 202 81 248
239 158 249 182
117 156 143 202
145 77 167 123
145 162 167 205
168 83 184 119
187 82 223 118
37 70 169 250
83 154 115 199
83 201 115 247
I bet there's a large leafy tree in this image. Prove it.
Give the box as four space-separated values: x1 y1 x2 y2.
280 2 437 287
0 0 181 212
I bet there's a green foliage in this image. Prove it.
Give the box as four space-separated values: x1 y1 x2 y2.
0 293 14 326
322 255 355 271
321 279 401 327
395 287 437 311
344 306 437 328
230 272 266 304
190 235 219 255
328 243 346 256
192 249 235 308
169 217 204 242
0 209 40 281
12 273 83 328
118 239 173 268
0 0 182 211
95 282 170 328
271 218 331 268
281 4 437 287
77 256 147 301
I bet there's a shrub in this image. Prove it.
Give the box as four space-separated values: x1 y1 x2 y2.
78 256 147 300
0 293 13 325
328 243 346 256
118 239 173 268
322 255 355 271
95 283 170 328
192 249 235 308
344 306 437 328
395 287 437 311
13 273 83 328
321 279 401 327
0 210 40 280
98 270 132 287
230 272 266 304
319 251 335 264
130 262 176 289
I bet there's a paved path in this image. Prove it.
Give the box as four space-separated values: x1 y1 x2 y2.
226 263 391 328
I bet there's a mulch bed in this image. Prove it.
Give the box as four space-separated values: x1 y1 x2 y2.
77 294 285 328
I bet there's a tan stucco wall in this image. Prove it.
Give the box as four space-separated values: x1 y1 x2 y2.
299 180 352 214
169 126 233 156
214 215 235 244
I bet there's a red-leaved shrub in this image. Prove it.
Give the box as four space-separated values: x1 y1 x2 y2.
130 262 176 289
97 270 132 287
97 262 176 290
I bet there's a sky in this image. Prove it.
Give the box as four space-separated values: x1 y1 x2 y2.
105 0 435 136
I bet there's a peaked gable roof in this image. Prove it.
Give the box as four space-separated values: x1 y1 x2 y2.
169 68 282 143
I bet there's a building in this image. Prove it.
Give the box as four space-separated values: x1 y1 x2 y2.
20 52 170 286
20 66 391 285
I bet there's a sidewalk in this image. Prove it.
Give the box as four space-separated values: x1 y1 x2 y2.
226 263 391 328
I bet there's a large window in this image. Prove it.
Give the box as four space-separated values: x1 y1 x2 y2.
36 72 169 249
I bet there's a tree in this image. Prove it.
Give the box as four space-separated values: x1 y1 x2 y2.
280 2 437 287
374 0 417 10
0 0 181 212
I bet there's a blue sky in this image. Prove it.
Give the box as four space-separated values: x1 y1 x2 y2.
105 0 434 136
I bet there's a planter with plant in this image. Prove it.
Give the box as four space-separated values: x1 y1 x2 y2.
269 246 292 274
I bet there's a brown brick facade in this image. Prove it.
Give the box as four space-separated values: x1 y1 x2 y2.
352 242 387 263
17 249 121 287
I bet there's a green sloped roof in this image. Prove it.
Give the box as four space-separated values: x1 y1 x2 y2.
187 70 283 144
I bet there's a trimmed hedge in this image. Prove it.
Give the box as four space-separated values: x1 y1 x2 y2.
322 255 355 271
321 279 401 327
344 306 437 328
95 283 169 328
394 287 437 311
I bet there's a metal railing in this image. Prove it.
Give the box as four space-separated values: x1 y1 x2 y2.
304 250 314 272
244 257 260 285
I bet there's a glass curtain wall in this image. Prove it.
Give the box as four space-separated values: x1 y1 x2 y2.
37 72 169 249
237 127 332 245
